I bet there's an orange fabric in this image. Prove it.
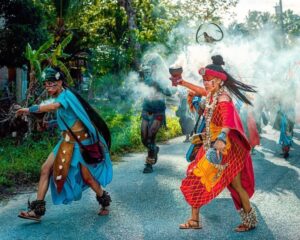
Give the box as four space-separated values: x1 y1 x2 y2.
193 155 223 192
180 101 255 209
53 141 74 193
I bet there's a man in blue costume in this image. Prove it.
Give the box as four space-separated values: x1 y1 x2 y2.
16 67 113 221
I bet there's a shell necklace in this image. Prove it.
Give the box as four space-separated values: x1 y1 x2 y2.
203 87 224 151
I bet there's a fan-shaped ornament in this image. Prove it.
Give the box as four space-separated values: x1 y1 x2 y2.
196 23 224 44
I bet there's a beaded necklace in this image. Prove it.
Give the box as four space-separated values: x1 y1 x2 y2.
203 87 224 151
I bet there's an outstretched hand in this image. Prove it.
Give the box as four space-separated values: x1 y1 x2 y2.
16 108 29 116
213 140 226 160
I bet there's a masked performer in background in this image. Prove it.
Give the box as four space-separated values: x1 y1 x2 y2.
273 104 295 158
273 79 296 158
170 55 258 232
140 62 173 174
16 67 113 221
238 98 260 152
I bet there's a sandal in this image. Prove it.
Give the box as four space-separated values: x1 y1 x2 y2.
235 207 258 232
96 191 111 216
18 210 41 222
179 219 202 229
98 207 109 216
143 163 153 173
18 200 46 222
235 223 255 232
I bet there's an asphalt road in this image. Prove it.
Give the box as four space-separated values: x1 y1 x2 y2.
0 125 299 240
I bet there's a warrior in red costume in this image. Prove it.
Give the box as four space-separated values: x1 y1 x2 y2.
170 55 258 232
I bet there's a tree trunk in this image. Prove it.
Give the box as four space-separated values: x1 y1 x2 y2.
117 0 141 70
25 67 37 106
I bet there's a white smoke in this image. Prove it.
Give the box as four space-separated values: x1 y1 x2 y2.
122 22 300 122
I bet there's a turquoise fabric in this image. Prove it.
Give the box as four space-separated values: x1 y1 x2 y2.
279 113 293 147
55 91 77 130
185 116 205 162
185 96 205 162
50 89 113 205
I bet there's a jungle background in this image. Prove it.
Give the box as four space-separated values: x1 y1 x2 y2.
0 0 299 195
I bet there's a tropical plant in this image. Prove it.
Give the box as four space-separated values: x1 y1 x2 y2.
24 33 73 105
0 0 48 67
163 0 238 22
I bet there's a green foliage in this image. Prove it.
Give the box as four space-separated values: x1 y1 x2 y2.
134 0 179 48
228 10 300 40
51 0 71 18
0 0 49 67
90 72 131 103
282 10 300 37
0 133 57 187
245 11 273 33
25 36 54 80
164 0 238 22
26 33 73 83
90 45 131 75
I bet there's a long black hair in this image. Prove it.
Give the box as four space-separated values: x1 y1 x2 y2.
206 55 256 105
55 67 111 149
69 88 111 149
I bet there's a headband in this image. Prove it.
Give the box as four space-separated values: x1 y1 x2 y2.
198 67 227 81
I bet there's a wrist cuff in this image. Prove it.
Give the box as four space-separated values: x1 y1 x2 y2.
217 131 227 144
29 105 39 113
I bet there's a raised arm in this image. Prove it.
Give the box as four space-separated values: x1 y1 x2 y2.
181 80 207 97
170 76 207 97
16 103 61 116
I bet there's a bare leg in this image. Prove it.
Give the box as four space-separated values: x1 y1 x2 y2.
231 173 258 231
141 117 162 173
179 207 202 229
230 172 251 213
147 119 162 145
147 119 162 159
37 152 55 200
81 164 111 215
141 118 149 147
80 164 103 197
19 152 55 219
191 207 200 221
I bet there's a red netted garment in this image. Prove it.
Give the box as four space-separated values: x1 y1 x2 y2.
180 101 255 209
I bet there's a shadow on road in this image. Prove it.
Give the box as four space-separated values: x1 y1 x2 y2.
253 148 300 199
109 148 275 240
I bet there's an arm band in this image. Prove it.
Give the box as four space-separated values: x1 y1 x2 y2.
29 105 40 113
217 131 227 144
